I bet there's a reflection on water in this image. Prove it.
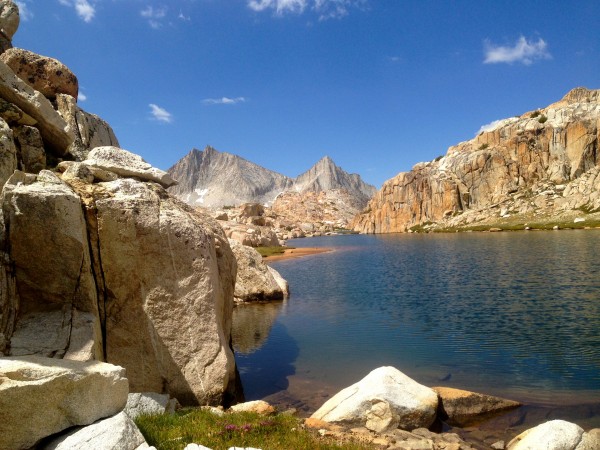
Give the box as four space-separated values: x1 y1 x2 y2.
232 301 286 353
233 231 600 423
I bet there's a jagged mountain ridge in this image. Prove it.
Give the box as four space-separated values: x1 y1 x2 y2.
352 87 600 233
168 146 376 208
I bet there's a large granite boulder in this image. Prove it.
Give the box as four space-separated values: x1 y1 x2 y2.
0 48 79 100
83 146 176 188
0 59 74 155
0 356 128 450
229 239 289 302
432 386 521 427
91 178 236 405
311 366 439 432
42 412 148 450
507 420 599 450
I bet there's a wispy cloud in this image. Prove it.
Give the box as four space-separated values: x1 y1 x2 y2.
477 119 503 134
484 36 551 65
248 0 366 20
78 91 88 102
58 0 96 23
15 1 33 21
149 104 173 123
202 97 247 105
141 5 168 29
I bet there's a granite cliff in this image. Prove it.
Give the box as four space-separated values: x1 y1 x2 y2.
353 87 600 233
0 2 237 407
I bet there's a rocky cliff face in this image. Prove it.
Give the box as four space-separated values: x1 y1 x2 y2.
0 1 237 407
352 87 600 233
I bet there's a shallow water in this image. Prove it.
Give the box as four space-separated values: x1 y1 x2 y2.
233 231 600 431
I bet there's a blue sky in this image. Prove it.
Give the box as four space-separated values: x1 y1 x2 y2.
13 0 600 187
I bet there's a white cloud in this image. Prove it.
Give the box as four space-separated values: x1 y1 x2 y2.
248 0 365 19
15 1 33 21
202 97 247 105
141 5 167 29
149 104 173 123
78 91 88 101
178 11 191 21
477 119 503 134
484 36 551 65
58 0 96 23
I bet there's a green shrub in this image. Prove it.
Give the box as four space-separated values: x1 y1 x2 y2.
538 115 548 124
530 110 541 118
478 143 489 150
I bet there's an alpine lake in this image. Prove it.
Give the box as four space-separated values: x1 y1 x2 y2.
232 230 600 437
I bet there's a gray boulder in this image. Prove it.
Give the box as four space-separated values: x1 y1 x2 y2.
0 356 128 450
311 366 439 433
124 392 177 419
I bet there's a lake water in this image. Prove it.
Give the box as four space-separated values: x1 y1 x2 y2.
232 231 600 432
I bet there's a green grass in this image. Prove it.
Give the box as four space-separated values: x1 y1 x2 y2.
255 246 291 257
135 410 367 450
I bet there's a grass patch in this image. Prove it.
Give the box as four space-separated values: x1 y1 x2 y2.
135 410 365 450
256 246 290 257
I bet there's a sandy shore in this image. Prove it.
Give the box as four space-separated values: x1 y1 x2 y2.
263 247 333 262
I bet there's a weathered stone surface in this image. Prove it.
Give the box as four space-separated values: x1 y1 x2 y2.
1 48 78 99
352 88 600 234
84 146 176 188
55 93 119 161
577 429 600 450
0 115 15 189
42 412 147 450
507 420 585 450
0 356 128 450
62 161 95 183
1 172 102 359
0 59 74 155
13 124 45 173
0 1 19 40
124 392 172 419
93 179 236 405
311 366 438 432
229 400 276 415
229 239 288 302
432 386 521 427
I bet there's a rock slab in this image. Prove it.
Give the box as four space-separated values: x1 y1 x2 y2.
432 386 521 427
0 356 129 450
42 411 148 450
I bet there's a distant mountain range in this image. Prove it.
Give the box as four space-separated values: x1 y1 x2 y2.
167 146 376 208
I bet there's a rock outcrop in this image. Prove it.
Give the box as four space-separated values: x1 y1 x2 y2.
311 366 439 433
0 2 239 409
229 239 289 302
0 356 128 450
352 87 600 233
